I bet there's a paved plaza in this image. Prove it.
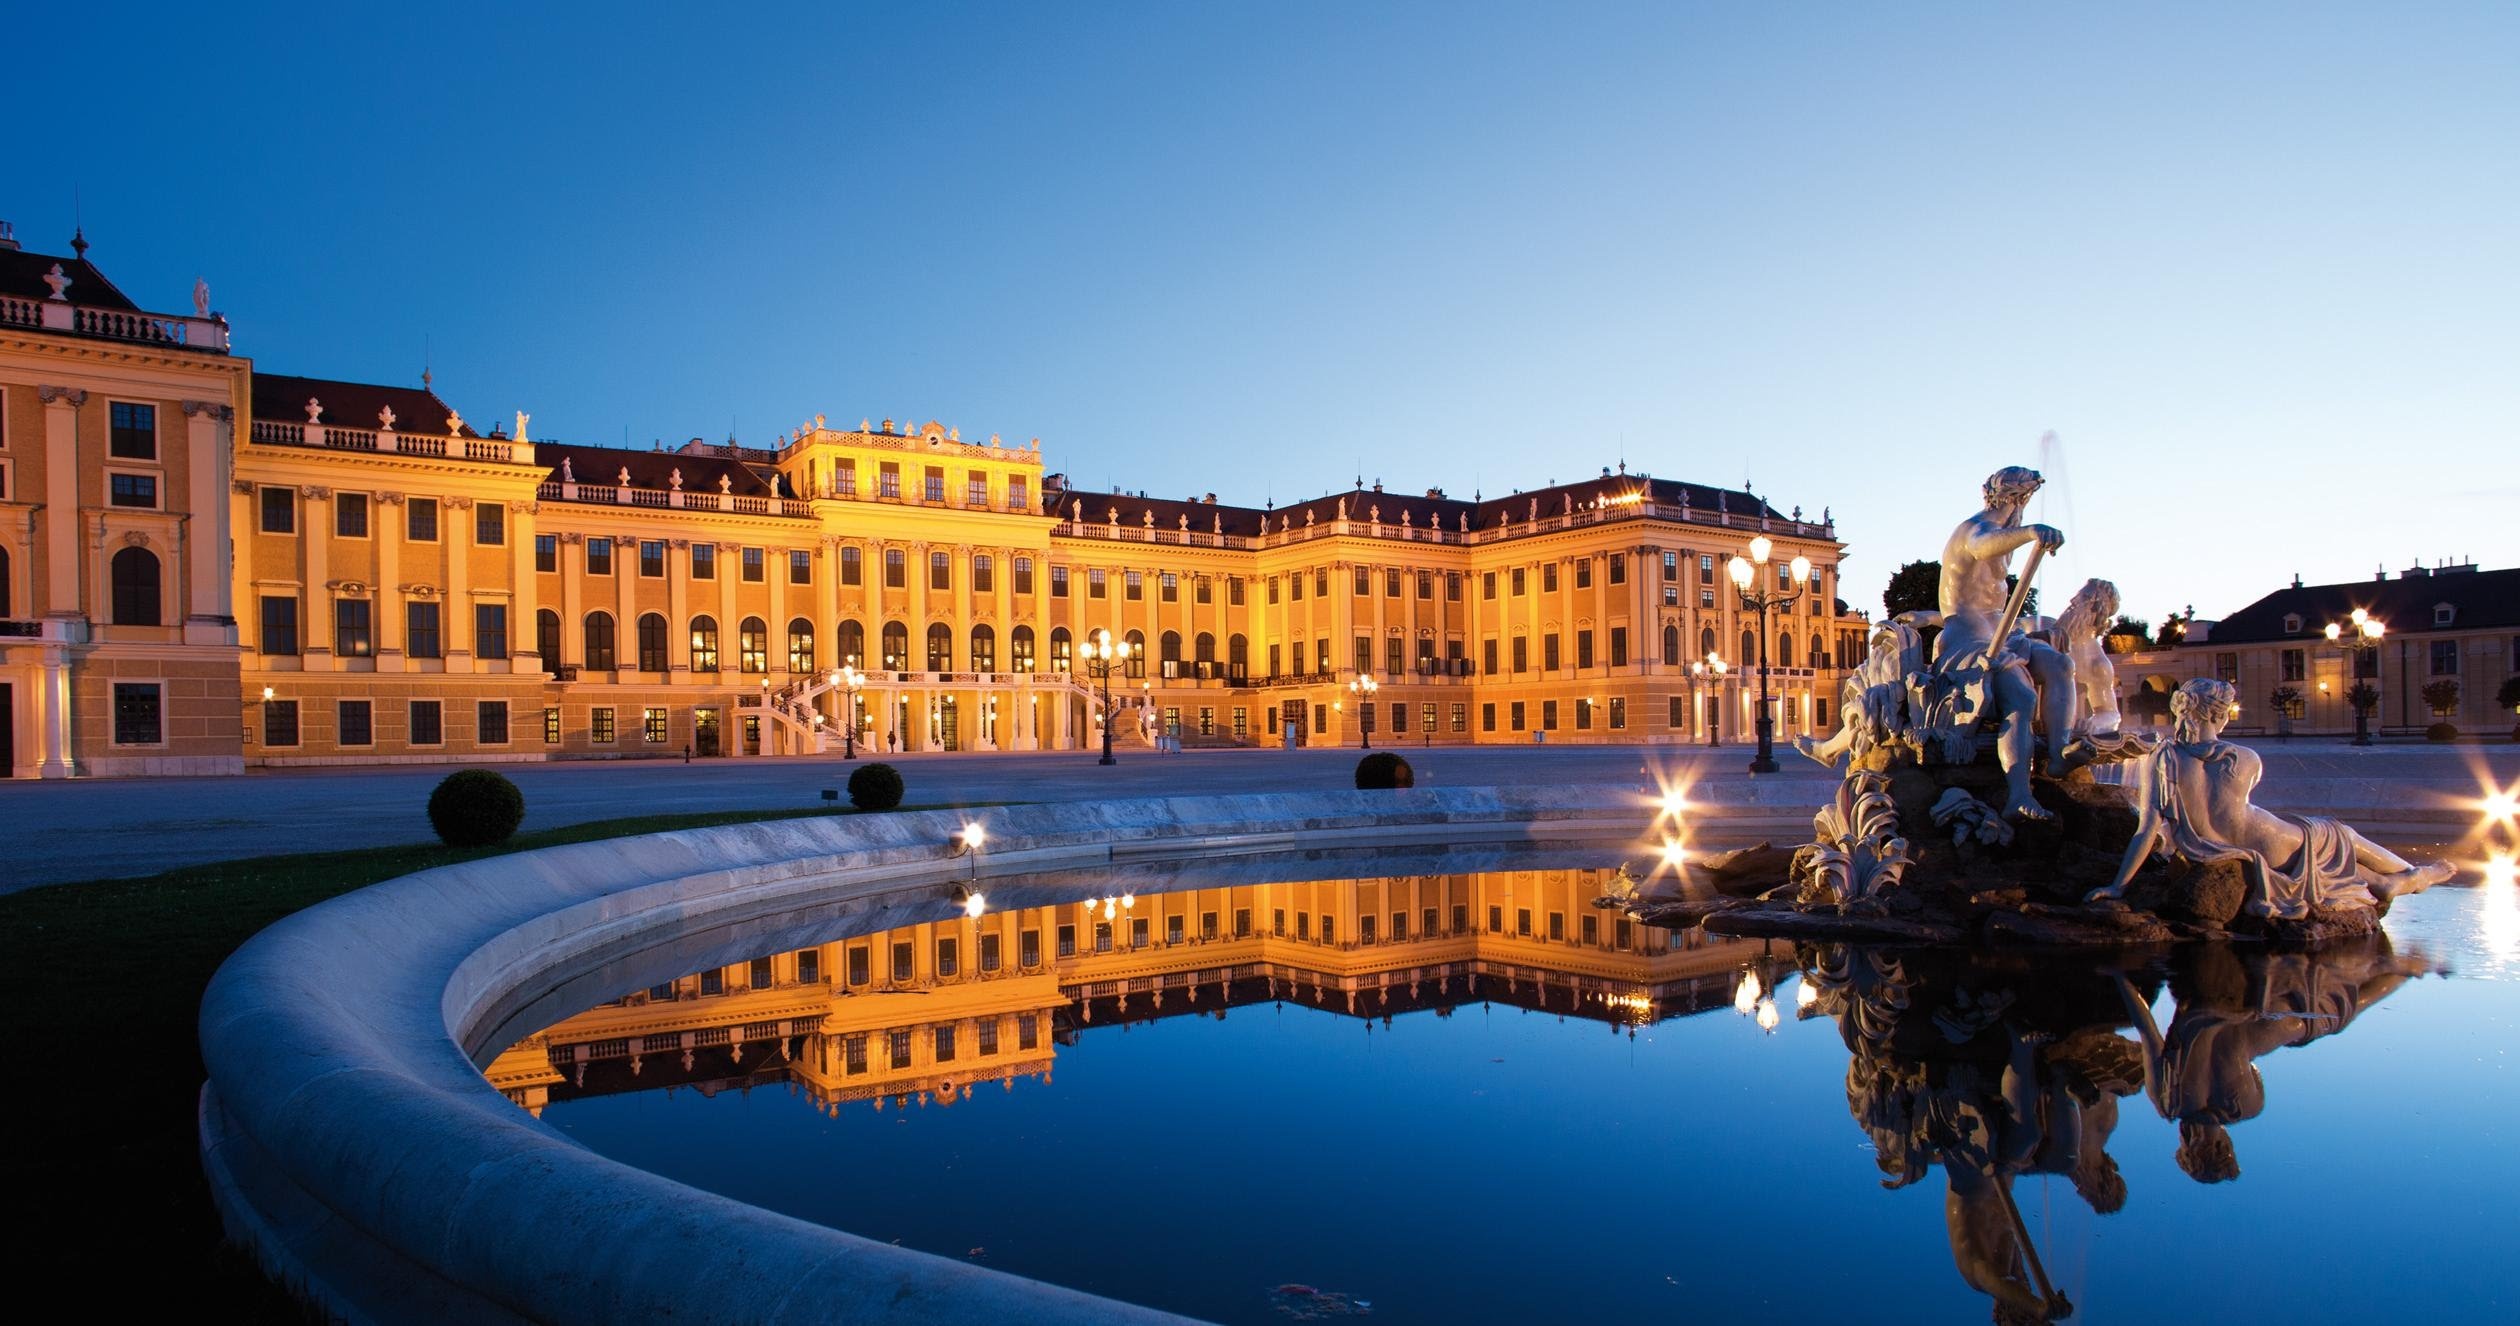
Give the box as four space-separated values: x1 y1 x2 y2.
2 738 2509 893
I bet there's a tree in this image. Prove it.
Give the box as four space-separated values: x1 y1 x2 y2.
2422 678 2461 717
1883 560 1940 618
2269 685 2304 719
2346 681 2379 717
2105 616 2154 651
2498 675 2520 712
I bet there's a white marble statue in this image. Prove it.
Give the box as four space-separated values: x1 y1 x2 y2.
1796 620 1927 770
560 456 574 483
43 263 70 300
2046 578 2123 738
1912 467 2074 821
194 277 211 317
515 411 531 443
305 397 324 424
2087 679 2454 917
378 405 397 431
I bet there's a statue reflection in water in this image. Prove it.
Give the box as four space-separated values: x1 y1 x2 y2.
1801 933 2427 1324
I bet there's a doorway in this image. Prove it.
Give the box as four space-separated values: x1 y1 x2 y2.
694 707 721 757
937 695 961 751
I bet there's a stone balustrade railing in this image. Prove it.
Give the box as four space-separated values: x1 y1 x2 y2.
1052 501 1833 552
2 292 232 351
532 480 816 517
251 419 532 463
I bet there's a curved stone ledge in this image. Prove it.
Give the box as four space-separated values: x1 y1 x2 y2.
198 786 1657 1325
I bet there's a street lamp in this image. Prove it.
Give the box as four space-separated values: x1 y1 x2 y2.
1348 674 1380 749
1080 629 1131 766
1689 652 1729 746
1728 537 1811 774
2323 609 2386 747
833 661 865 759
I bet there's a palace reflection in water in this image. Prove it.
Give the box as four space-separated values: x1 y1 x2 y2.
1806 933 2430 1325
492 867 1755 1117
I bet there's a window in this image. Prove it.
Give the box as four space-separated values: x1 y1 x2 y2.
980 932 1002 973
259 486 296 534
1450 702 1466 732
1543 564 1558 592
1355 567 1372 595
1126 570 1143 600
640 541 666 578
2281 648 2306 682
971 624 997 672
1574 631 1590 669
2432 640 2459 675
790 549 813 585
884 548 906 588
1316 569 1329 597
1013 557 1034 594
875 462 902 499
1700 554 1715 584
475 502 505 545
1610 627 1627 667
1484 639 1499 675
542 707 559 743
259 596 299 655
1008 475 1027 510
927 623 954 672
1510 700 1526 730
637 613 668 671
583 612 616 670
335 599 372 657
1019 1015 1040 1051
1161 571 1178 602
739 618 768 673
1020 929 1041 966
930 551 951 591
1575 559 1592 589
1575 698 1592 729
2435 604 2456 627
410 700 443 745
109 472 158 509
936 937 960 978
478 701 510 744
749 956 775 989
1543 699 1560 730
2215 651 2240 684
690 616 720 671
1608 554 1626 584
882 621 910 669
788 618 816 672
742 547 764 582
407 498 439 542
591 707 616 743
1483 702 1498 732
262 699 299 747
643 707 669 743
335 492 369 538
1089 568 1107 599
537 609 560 664
407 602 441 659
1513 636 1529 673
888 1030 911 1067
1051 565 1070 597
112 683 161 745
691 544 716 580
966 472 988 506
585 537 612 576
339 700 373 746
109 401 157 459
924 466 945 502
476 604 508 660
840 546 861 585
699 969 724 997
1609 696 1626 729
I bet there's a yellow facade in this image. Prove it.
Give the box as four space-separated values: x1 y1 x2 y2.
1 229 1866 775
487 868 1761 1117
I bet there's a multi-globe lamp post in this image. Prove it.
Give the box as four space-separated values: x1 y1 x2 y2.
2323 609 2386 747
1689 653 1729 746
1348 673 1380 749
1726 536 1811 775
1080 629 1131 766
830 661 865 759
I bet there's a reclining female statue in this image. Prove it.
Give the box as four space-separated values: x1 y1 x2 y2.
2085 678 2453 918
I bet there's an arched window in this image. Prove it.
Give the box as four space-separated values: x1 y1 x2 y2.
836 619 865 669
970 624 997 673
584 611 616 671
1050 626 1072 671
1740 628 1756 666
690 615 720 672
1228 633 1249 679
881 621 908 670
637 612 669 672
110 547 160 626
1700 625 1717 660
1194 632 1216 680
1777 633 1795 668
536 608 561 666
0 544 11 617
787 617 815 672
1124 629 1146 678
1811 633 1826 671
925 622 953 672
739 616 768 673
1662 623 1681 666
1010 624 1036 672
1160 630 1182 679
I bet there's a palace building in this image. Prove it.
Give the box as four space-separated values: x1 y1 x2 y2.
3 227 1866 777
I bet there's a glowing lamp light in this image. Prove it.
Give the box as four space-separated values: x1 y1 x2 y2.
1733 969 1761 1015
1789 554 1812 587
1755 998 1780 1032
1727 555 1753 590
1659 838 1690 869
1748 535 1773 565
959 822 986 851
260 685 276 701
961 890 988 920
1120 892 1135 910
2325 622 2343 642
2480 788 2519 825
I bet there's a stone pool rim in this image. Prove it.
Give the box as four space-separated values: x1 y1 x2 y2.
196 786 1657 1325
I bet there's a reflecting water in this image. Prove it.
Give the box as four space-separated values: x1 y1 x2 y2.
498 866 2518 1324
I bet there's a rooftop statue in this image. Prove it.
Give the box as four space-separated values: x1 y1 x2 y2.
378 405 396 431
194 276 210 317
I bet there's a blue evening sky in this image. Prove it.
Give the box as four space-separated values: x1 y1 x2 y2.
21 3 2517 620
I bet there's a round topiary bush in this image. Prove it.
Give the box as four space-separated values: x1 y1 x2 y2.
427 769 526 848
2425 721 2458 743
1354 752 1415 789
848 761 905 810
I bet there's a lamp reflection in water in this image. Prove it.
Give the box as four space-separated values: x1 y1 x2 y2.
2481 854 2518 965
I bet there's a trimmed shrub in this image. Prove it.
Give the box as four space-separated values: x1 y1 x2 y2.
1354 752 1415 789
848 761 905 810
2425 722 2458 743
427 769 526 848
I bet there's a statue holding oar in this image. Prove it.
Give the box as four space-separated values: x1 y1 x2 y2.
1902 467 2074 822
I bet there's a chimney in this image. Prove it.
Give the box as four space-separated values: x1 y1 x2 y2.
0 220 17 251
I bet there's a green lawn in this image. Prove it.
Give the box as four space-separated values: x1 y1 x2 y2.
0 804 940 1309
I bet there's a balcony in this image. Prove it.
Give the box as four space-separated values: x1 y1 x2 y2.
251 419 532 464
0 293 232 353
533 479 815 518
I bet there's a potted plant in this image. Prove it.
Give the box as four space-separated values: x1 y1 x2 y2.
2268 684 2303 740
2421 679 2461 742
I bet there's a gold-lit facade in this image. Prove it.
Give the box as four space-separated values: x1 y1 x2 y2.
2 229 1867 775
488 869 1760 1117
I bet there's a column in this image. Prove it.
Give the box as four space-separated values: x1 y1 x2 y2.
512 503 542 673
444 497 473 665
906 542 930 749
181 401 234 630
39 647 72 777
300 488 332 668
613 531 637 675
1370 564 1387 679
768 542 789 680
374 494 404 668
667 538 692 678
556 530 583 666
37 387 84 617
